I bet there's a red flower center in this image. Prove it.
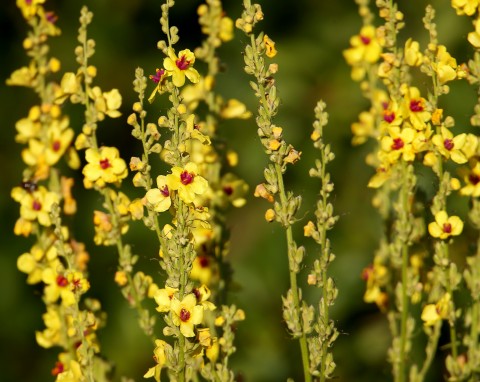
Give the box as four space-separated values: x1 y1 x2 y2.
176 55 191 70
45 11 58 24
160 185 170 197
32 200 42 211
180 171 194 185
360 35 371 45
100 158 111 169
383 110 395 123
199 255 210 268
73 278 81 289
444 139 454 151
361 266 373 281
179 308 191 322
193 288 201 301
223 186 233 196
52 140 61 152
56 275 69 287
469 173 480 185
443 223 452 234
149 68 165 84
410 99 424 112
391 138 404 150
51 362 64 376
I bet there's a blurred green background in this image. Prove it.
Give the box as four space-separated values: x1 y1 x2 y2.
1 0 477 381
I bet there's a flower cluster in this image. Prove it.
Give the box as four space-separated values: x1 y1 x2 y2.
346 1 480 380
9 3 109 380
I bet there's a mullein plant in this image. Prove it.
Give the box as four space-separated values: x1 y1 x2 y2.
237 1 339 380
126 1 246 381
345 0 480 380
8 2 110 381
58 6 159 343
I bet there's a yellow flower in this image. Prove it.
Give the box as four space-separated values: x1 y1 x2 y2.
16 0 45 19
17 244 59 284
26 117 74 167
405 38 423 66
166 162 208 204
11 185 59 226
6 64 37 87
460 160 480 196
469 17 480 48
431 108 443 126
55 357 83 382
163 48 200 87
434 45 457 84
36 306 62 348
218 173 249 208
265 208 275 222
343 25 382 66
452 0 479 15
60 72 79 95
263 35 277 58
362 262 389 311
351 110 375 145
148 68 168 103
89 87 122 120
220 99 252 119
82 147 128 188
380 126 417 163
193 285 216 311
464 134 479 159
219 16 234 42
170 294 204 337
401 85 431 130
154 287 178 312
431 127 467 164
185 114 211 145
190 255 218 286
114 271 128 286
145 175 172 212
15 116 40 144
129 198 144 220
421 293 451 326
42 268 75 306
428 211 463 239
144 340 168 382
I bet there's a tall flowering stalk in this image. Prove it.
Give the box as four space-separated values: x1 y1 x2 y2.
304 101 339 381
236 2 310 379
128 1 245 381
450 2 480 379
57 6 159 345
346 0 480 381
8 2 109 381
237 1 340 380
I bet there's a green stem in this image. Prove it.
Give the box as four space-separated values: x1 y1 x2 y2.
319 151 330 382
275 164 311 382
178 333 186 382
399 242 409 382
417 322 441 382
177 198 187 382
139 109 165 245
470 301 479 381
444 244 458 360
103 189 155 342
398 162 411 382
